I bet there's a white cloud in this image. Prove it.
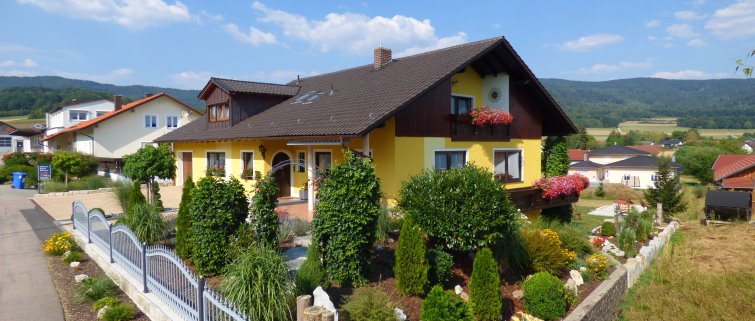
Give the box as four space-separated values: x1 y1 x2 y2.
56 68 135 84
200 10 223 23
577 59 654 74
0 43 36 53
17 0 193 30
687 38 706 47
169 71 217 89
705 0 755 39
222 23 277 46
0 58 38 68
645 20 661 28
560 34 623 52
674 10 705 20
666 23 698 38
652 69 729 79
249 1 467 56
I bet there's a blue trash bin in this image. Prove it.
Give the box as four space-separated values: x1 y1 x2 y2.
12 172 27 189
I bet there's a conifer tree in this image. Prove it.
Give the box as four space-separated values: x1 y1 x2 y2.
470 247 502 321
175 177 194 259
394 216 429 295
644 156 686 219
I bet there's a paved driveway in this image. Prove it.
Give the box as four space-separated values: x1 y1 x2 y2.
0 185 64 321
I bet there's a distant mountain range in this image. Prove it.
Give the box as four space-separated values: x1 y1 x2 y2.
0 75 753 129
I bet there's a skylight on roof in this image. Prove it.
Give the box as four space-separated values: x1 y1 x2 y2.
293 91 318 104
303 91 324 104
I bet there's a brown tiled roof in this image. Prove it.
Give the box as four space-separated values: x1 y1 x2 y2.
43 93 202 141
590 145 651 156
627 145 662 155
712 154 755 181
157 36 576 142
568 149 590 161
200 78 300 98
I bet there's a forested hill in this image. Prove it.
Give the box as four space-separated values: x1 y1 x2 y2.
0 76 201 109
540 78 755 129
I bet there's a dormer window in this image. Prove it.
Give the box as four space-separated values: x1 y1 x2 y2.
209 103 229 122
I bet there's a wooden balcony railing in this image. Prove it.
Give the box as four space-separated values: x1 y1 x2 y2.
507 187 580 212
450 114 510 141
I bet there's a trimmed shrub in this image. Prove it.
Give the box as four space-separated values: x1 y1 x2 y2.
74 276 118 303
43 231 77 256
470 247 501 321
118 202 166 245
102 302 137 321
617 226 638 258
92 296 120 312
523 272 567 321
394 216 429 295
312 150 382 286
594 182 606 198
0 164 37 186
250 175 279 248
520 228 570 275
127 182 146 214
220 247 294 320
151 182 164 212
175 177 194 259
556 226 593 258
398 165 518 252
190 177 249 275
295 243 327 295
427 248 453 285
421 285 473 321
340 286 397 321
600 222 616 237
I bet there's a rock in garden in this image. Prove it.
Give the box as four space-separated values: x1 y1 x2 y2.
293 235 312 247
612 249 625 257
454 285 463 294
590 226 601 235
565 278 578 295
74 274 88 283
313 286 338 320
569 270 584 286
394 307 407 321
69 261 80 268
512 289 524 299
97 306 110 319
460 292 469 302
579 266 587 272
387 237 395 244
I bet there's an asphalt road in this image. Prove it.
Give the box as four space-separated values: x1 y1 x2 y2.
0 186 64 321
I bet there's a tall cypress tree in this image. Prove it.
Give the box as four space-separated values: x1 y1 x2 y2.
470 247 502 321
175 177 195 259
644 157 686 220
394 216 429 295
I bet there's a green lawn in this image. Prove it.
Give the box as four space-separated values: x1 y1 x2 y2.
587 118 752 142
0 115 45 128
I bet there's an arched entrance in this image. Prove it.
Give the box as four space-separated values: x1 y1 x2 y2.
271 152 291 197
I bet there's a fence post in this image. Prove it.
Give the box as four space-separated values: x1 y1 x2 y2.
141 242 148 293
87 210 92 244
71 202 75 230
197 276 205 321
108 223 114 263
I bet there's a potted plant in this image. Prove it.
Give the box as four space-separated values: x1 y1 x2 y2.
300 180 309 200
205 165 225 177
241 168 254 180
469 106 513 126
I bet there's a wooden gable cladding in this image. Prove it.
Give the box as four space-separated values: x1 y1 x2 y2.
232 94 288 126
509 84 542 139
395 78 452 137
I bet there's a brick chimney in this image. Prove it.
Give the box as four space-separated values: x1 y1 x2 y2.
113 95 122 110
373 45 392 70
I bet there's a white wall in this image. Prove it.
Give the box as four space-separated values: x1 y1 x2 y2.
92 96 200 159
46 100 114 132
569 168 602 184
590 155 632 165
602 167 675 189
482 73 510 112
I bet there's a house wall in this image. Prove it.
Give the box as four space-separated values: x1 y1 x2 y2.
590 155 632 165
569 168 602 184
93 96 200 159
603 167 672 189
46 100 114 134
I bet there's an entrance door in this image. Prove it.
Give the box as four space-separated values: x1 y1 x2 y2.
181 152 193 183
16 140 23 152
272 152 291 197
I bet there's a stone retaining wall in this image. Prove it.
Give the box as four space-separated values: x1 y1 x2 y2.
35 188 114 197
564 221 680 321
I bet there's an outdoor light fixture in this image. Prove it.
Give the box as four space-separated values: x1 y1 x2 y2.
259 144 266 159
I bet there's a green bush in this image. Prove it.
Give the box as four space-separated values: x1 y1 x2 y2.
250 175 279 248
92 296 120 312
600 222 616 237
427 248 453 285
523 272 567 321
42 175 110 193
394 216 429 295
340 286 397 321
617 226 638 258
74 276 119 303
102 302 137 321
594 182 606 198
692 185 706 198
118 202 166 245
493 226 531 273
541 205 574 224
312 150 382 286
228 223 257 257
556 226 593 258
421 285 473 321
520 228 569 275
295 244 327 295
0 164 37 186
127 182 146 214
63 250 83 264
190 177 249 275
220 247 294 320
175 177 194 259
112 180 132 212
398 165 518 252
470 247 501 321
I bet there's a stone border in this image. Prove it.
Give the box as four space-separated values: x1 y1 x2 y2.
564 221 680 321
35 188 114 197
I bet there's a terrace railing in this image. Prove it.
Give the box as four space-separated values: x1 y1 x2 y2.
70 201 249 321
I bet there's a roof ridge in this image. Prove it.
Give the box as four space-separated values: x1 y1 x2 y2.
211 77 299 88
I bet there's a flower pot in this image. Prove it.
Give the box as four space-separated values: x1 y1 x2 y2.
299 189 308 200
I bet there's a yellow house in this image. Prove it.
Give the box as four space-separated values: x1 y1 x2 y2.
155 36 578 220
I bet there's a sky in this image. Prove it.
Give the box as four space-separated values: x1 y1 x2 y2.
0 0 753 89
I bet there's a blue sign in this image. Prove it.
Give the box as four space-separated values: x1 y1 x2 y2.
38 164 51 181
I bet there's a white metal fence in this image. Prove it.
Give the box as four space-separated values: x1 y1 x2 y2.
71 201 249 321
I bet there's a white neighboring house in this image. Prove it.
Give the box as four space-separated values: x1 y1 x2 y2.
42 93 202 180
601 155 682 189
743 140 754 154
567 160 603 187
0 122 44 163
587 145 650 165
43 98 116 152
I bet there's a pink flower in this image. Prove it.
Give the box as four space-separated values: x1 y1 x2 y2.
533 174 588 200
469 106 513 126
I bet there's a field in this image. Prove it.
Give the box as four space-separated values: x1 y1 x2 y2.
0 115 45 128
588 118 751 142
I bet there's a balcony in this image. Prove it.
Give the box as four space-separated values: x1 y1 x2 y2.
507 187 580 212
450 114 510 141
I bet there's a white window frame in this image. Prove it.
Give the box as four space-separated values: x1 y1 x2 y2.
69 110 89 121
206 150 229 179
240 150 255 177
144 114 158 128
450 94 475 115
166 115 179 129
433 148 468 171
493 148 524 183
0 136 11 148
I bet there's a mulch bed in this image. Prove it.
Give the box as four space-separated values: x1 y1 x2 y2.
45 250 150 321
